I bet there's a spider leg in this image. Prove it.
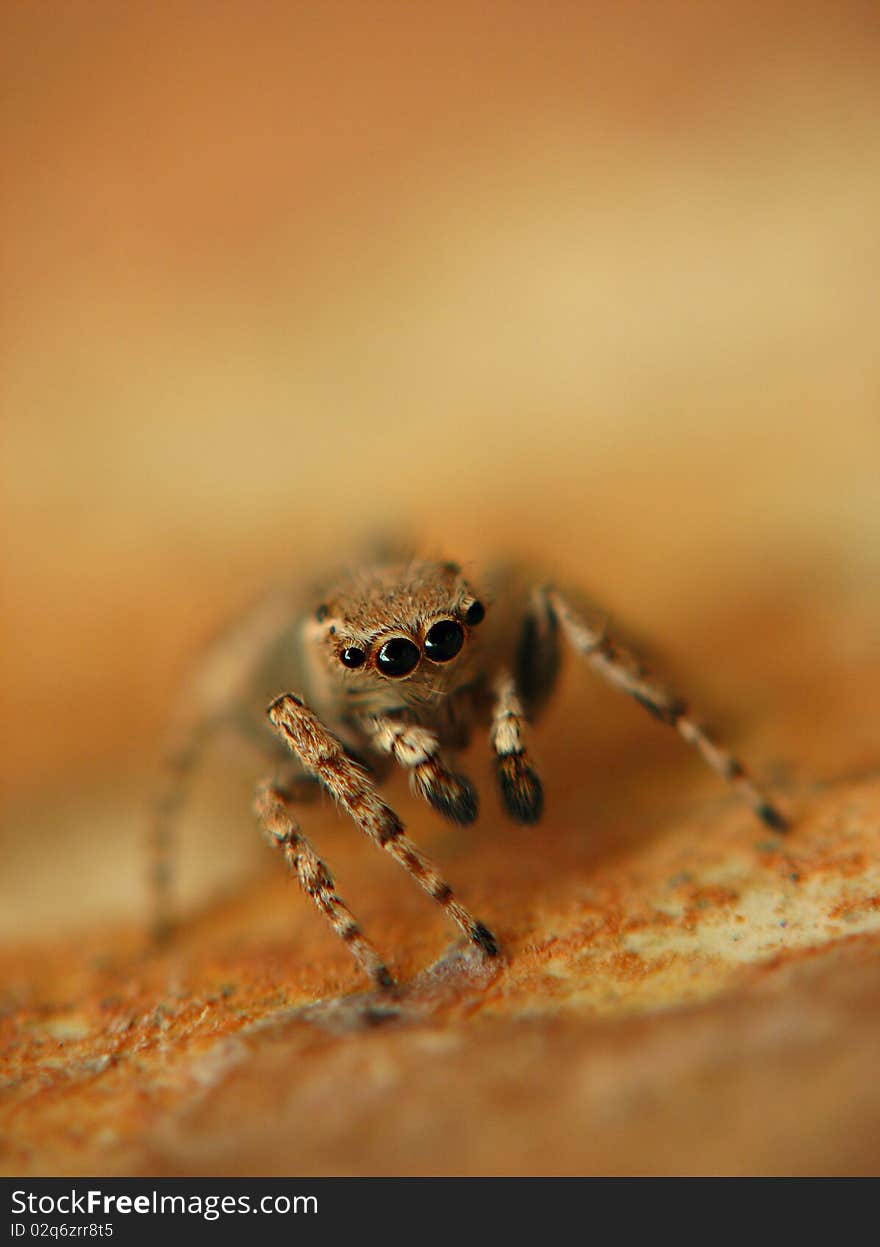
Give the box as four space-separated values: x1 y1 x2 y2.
149 712 225 944
490 672 544 824
267 694 499 960
361 715 478 826
255 777 393 989
514 585 562 719
543 586 787 831
148 585 299 944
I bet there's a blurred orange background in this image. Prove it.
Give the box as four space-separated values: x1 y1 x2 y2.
3 1 879 939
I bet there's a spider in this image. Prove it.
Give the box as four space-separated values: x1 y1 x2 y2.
150 555 786 989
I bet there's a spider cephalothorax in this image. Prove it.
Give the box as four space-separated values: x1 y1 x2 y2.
150 554 787 990
304 560 489 717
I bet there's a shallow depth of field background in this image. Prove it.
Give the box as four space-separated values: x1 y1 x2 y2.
3 1 879 936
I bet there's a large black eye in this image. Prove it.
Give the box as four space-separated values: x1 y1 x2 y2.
465 600 485 626
376 637 420 677
340 646 366 669
424 619 464 662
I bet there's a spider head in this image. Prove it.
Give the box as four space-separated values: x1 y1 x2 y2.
309 559 487 710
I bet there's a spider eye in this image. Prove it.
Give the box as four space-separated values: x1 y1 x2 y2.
465 600 485 626
340 646 366 669
424 619 464 662
376 637 420 678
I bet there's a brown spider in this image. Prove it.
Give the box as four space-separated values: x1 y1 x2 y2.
150 556 786 989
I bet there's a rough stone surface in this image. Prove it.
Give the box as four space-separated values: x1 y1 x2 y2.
3 585 879 1174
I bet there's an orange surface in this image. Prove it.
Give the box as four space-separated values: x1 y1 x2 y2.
3 574 880 1175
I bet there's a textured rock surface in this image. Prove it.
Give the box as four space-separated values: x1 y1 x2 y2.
3 582 879 1175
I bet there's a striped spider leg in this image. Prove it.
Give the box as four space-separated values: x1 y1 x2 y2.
263 693 498 986
360 715 478 826
489 672 544 825
541 586 787 831
255 774 394 989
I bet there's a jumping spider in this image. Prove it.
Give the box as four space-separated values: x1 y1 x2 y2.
151 557 786 988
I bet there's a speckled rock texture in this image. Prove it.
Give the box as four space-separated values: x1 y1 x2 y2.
3 577 879 1176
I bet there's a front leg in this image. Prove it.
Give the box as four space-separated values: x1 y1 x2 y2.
361 715 478 826
542 587 787 831
490 672 544 824
255 777 393 989
267 695 498 958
